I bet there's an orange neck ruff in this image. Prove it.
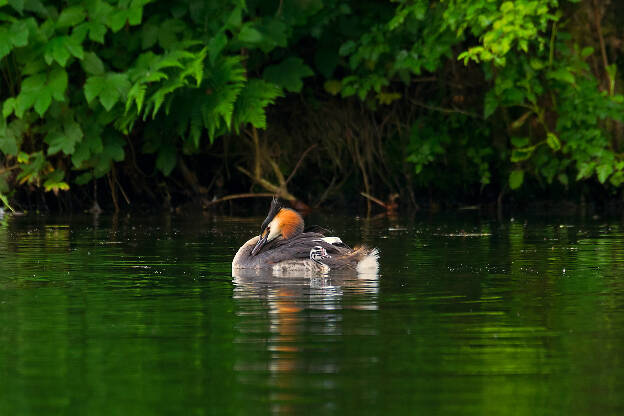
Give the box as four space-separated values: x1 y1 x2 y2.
276 209 304 239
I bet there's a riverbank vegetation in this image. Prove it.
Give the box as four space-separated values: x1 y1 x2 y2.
1 0 624 213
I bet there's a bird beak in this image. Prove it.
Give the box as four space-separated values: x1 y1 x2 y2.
251 233 268 256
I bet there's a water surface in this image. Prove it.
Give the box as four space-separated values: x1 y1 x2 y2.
0 212 623 415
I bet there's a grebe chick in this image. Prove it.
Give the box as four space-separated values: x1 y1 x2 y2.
232 198 379 275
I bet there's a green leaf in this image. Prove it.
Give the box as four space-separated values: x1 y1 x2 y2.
339 41 356 56
82 52 105 75
48 68 68 101
15 73 45 117
609 171 624 187
19 68 66 117
546 132 561 151
157 19 186 49
10 20 29 47
0 28 11 60
65 120 84 148
105 73 130 111
238 25 263 44
0 193 14 212
127 6 142 25
45 37 71 67
64 37 84 60
226 6 242 29
34 92 51 116
576 162 594 180
156 145 176 175
44 131 66 155
509 170 524 190
510 146 535 162
597 164 613 184
253 18 287 52
71 22 89 43
39 19 55 39
2 97 15 118
0 135 18 155
88 22 107 43
208 31 227 64
21 72 45 90
324 80 341 95
547 68 575 84
581 47 594 58
529 59 545 70
43 170 69 192
263 57 313 93
14 89 37 117
72 133 103 167
45 120 83 155
75 171 93 185
22 57 46 76
57 6 86 28
483 90 498 119
103 134 124 162
84 76 105 103
0 119 25 155
8 0 23 13
110 10 128 32
85 72 129 111
89 0 114 23
141 22 159 49
510 137 529 148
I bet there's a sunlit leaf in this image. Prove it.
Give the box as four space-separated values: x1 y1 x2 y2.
547 68 575 84
596 164 613 184
0 193 14 212
510 146 535 162
2 97 15 118
509 170 524 190
546 132 561 151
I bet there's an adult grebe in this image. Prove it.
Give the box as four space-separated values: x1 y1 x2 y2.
232 198 379 275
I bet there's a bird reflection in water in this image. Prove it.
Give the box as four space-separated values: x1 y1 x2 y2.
232 269 379 413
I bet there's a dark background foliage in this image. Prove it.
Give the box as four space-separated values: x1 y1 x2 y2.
1 0 623 213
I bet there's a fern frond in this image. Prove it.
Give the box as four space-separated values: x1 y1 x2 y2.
125 82 147 113
232 79 283 130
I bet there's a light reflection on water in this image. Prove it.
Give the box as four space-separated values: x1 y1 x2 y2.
0 213 623 415
232 271 379 415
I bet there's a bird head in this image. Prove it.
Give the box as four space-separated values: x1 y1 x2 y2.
251 197 304 256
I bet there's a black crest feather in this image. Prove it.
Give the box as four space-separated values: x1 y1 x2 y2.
261 196 283 231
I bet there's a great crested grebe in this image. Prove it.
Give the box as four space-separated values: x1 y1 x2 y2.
232 198 379 275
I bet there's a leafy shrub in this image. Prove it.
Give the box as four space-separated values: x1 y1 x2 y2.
0 0 622 210
0 0 314 207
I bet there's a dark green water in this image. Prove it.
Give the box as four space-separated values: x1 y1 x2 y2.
0 212 623 415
